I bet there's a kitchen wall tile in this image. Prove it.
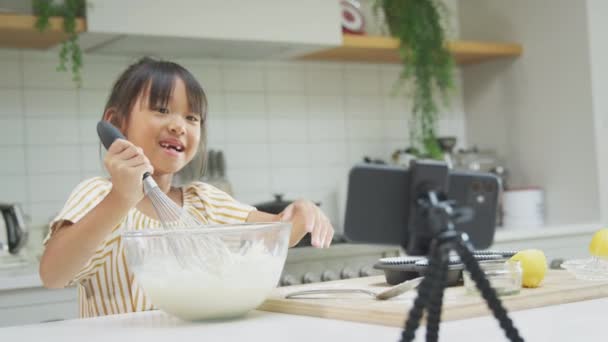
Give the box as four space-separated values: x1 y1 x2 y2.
307 95 344 120
81 144 105 173
26 119 80 145
344 95 383 119
224 92 266 119
235 192 274 208
0 49 21 59
347 142 389 165
0 89 22 117
265 66 305 93
270 143 310 168
27 146 81 175
27 201 64 226
205 91 225 117
79 90 108 118
0 58 22 87
0 175 27 203
24 89 78 118
346 119 385 141
384 119 409 141
307 167 347 191
223 143 270 168
344 64 381 95
309 143 347 167
383 95 410 120
0 119 25 145
225 168 270 195
22 52 75 89
80 118 101 143
222 64 265 92
80 60 130 90
379 65 403 95
182 60 223 91
206 117 226 145
268 119 308 143
304 64 344 96
0 146 26 175
224 119 268 143
267 94 307 119
308 119 346 142
269 167 310 194
28 174 81 202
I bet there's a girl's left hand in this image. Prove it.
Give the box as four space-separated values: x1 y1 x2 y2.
279 199 334 248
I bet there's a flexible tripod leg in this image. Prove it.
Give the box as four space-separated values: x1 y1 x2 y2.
425 247 449 342
455 240 525 342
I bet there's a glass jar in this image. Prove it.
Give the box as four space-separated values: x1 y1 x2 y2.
463 260 522 296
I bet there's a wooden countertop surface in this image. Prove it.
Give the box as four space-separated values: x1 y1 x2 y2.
259 270 608 327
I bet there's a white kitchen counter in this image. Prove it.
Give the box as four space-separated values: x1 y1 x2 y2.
0 263 42 291
0 297 606 341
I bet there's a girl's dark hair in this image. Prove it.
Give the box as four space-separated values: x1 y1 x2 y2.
102 57 208 183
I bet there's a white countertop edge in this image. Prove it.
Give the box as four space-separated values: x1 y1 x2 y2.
493 222 602 243
0 265 42 291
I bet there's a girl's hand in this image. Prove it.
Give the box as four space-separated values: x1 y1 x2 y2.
279 199 334 248
104 139 154 206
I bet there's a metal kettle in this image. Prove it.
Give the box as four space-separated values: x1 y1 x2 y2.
0 203 28 255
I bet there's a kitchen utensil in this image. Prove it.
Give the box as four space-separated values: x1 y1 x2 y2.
96 120 201 228
0 203 28 255
561 257 608 281
463 259 522 296
122 222 291 321
285 276 423 300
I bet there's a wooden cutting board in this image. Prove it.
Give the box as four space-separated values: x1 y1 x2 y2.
258 270 608 327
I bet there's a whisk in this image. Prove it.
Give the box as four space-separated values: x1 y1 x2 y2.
97 121 231 268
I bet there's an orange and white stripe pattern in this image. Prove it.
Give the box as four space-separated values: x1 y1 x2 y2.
43 177 255 318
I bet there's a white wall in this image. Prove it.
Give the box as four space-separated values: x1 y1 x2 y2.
458 0 600 225
0 49 467 239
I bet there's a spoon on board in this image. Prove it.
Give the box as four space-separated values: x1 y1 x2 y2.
285 276 424 300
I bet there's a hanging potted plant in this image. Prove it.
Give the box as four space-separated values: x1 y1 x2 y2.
375 0 455 159
32 0 86 86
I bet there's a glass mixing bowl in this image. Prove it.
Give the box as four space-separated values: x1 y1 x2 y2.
122 222 291 321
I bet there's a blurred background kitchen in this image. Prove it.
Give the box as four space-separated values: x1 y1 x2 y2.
1 0 607 326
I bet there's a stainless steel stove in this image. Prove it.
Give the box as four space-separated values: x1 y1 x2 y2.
279 242 402 286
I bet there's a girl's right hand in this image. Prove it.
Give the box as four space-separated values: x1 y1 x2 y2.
104 139 154 206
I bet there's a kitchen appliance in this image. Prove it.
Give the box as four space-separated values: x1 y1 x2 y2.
0 203 28 255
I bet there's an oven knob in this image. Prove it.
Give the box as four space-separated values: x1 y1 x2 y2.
281 275 299 286
321 270 338 282
302 272 320 284
340 267 356 279
359 266 374 277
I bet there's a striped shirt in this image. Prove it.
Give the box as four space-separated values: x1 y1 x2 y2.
43 177 255 318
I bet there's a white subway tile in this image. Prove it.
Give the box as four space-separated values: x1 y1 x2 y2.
265 67 305 93
0 119 25 145
225 168 270 194
223 143 270 168
24 89 78 118
80 118 100 143
269 167 310 194
383 95 410 119
28 174 81 202
79 89 107 118
224 92 266 118
309 143 347 166
0 175 27 203
304 65 344 95
0 49 21 60
27 146 80 175
308 119 346 142
81 144 105 173
344 64 381 95
224 119 268 143
206 117 226 145
308 167 348 191
205 91 225 118
0 58 22 87
0 89 22 117
0 146 26 175
267 94 307 119
268 119 308 143
384 119 409 140
26 119 80 145
222 64 264 91
27 201 64 226
181 61 222 91
344 95 383 119
23 53 75 89
307 95 344 120
270 144 310 168
347 142 388 164
80 60 130 90
379 65 403 95
347 120 384 141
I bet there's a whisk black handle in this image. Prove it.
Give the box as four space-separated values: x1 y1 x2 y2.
96 120 151 179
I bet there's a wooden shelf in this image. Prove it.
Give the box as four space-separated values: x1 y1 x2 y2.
297 34 523 65
0 14 86 49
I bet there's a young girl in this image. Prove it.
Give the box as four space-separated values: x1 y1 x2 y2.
39 57 334 318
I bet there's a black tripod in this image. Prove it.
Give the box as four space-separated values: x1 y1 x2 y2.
400 191 524 342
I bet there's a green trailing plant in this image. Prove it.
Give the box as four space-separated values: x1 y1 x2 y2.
375 0 455 159
33 0 86 86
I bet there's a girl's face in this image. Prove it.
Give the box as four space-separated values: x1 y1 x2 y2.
124 78 202 176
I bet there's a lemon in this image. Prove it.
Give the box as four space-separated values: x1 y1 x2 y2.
509 249 547 288
589 228 608 258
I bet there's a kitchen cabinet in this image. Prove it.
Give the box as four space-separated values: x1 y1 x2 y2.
0 14 86 49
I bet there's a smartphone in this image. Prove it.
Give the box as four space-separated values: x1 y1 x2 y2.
343 163 500 250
